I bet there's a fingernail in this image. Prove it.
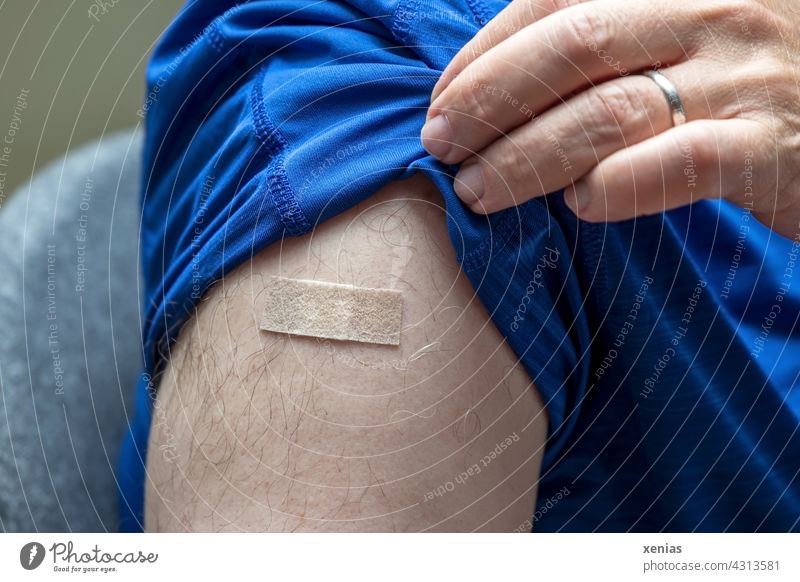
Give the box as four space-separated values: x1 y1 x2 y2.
455 162 485 204
421 114 453 160
569 181 590 214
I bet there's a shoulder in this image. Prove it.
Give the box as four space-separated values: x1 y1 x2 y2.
146 173 547 531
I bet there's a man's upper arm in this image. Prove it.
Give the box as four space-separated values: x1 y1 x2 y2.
145 174 547 532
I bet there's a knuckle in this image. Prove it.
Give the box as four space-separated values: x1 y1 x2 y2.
698 0 771 33
561 8 615 55
585 82 646 140
753 56 793 86
738 57 795 102
450 76 495 125
488 140 532 199
496 142 530 189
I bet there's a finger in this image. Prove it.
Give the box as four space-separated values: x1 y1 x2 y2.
430 0 591 103
452 62 720 211
561 118 768 222
422 0 702 164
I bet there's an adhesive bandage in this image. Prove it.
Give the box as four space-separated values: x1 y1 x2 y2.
260 276 403 345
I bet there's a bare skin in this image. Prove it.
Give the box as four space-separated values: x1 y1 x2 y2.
145 174 547 532
423 0 800 239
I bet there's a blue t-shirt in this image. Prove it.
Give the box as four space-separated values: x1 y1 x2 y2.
119 0 800 532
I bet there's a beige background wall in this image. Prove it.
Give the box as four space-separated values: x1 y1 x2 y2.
0 0 182 202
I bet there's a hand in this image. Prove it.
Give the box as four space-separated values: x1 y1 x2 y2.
422 0 800 239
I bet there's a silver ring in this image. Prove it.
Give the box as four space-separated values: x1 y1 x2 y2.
642 69 687 127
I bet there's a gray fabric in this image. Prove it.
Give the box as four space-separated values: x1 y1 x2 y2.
0 130 143 532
